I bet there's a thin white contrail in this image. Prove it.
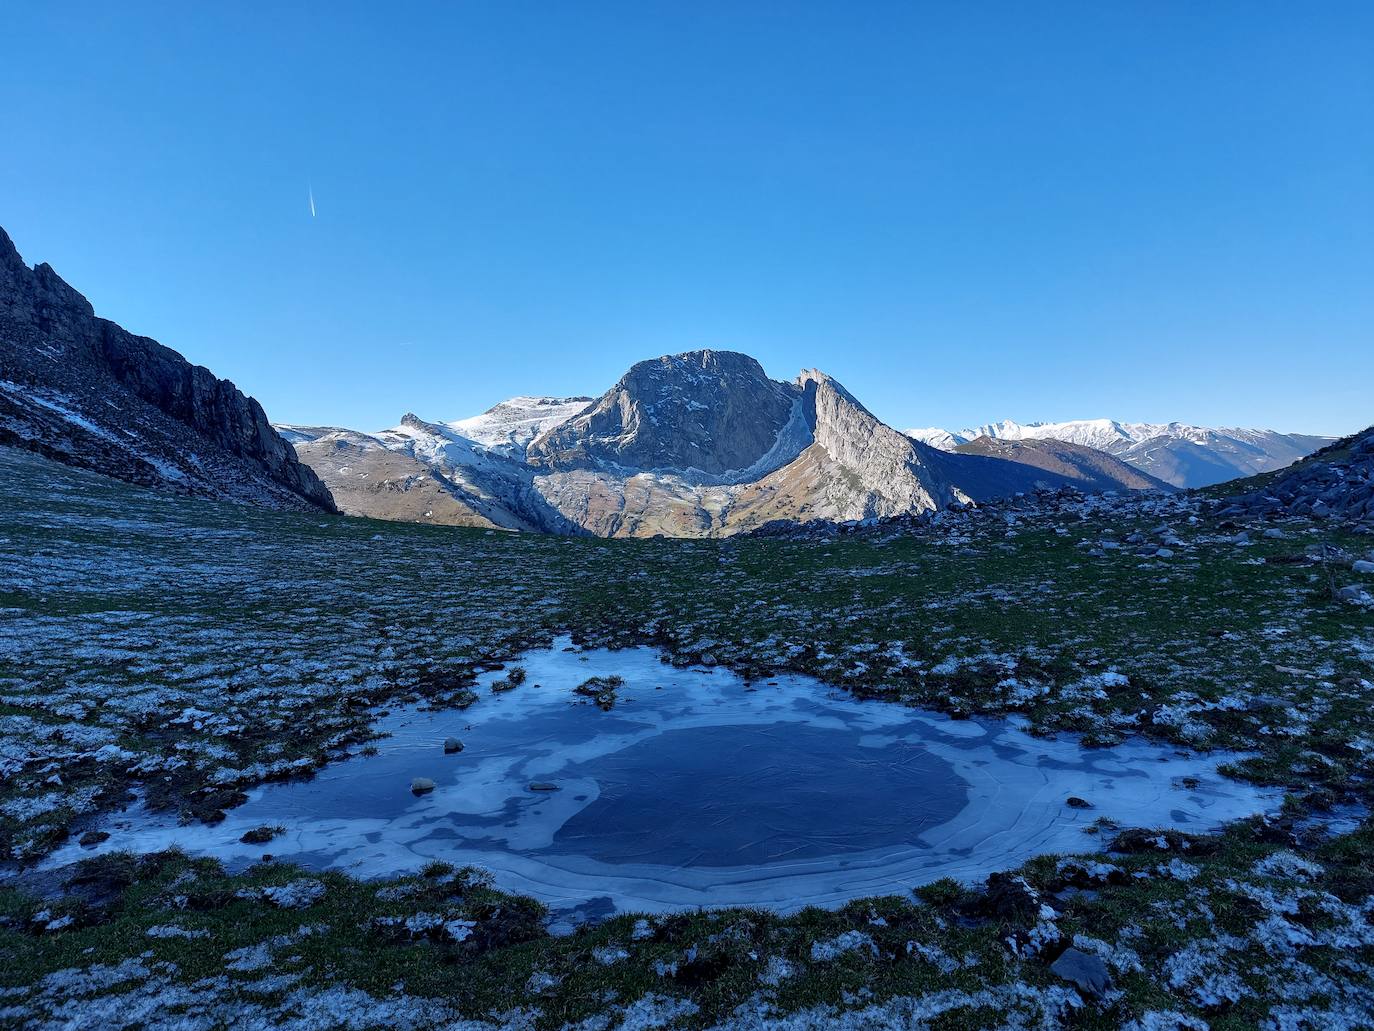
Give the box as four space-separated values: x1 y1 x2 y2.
308 183 316 218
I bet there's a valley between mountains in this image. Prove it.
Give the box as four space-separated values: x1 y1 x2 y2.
2 223 1372 1029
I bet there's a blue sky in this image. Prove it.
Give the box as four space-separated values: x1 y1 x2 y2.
2 3 1370 435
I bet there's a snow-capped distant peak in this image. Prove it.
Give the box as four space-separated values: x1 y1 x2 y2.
448 395 593 455
966 419 1139 451
902 417 1333 488
903 427 968 450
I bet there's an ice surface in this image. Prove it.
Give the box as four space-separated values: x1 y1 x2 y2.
50 640 1282 916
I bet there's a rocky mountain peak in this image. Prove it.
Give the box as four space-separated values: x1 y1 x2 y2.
0 227 23 273
528 349 800 476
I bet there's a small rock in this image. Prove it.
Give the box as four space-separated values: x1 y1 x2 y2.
410 777 436 795
1352 559 1374 574
977 872 1048 921
1154 547 1174 559
528 782 559 792
443 737 464 754
1264 528 1286 539
1066 796 1093 809
1050 947 1113 996
78 830 110 847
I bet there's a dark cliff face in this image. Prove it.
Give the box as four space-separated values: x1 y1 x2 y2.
0 226 335 511
527 350 799 475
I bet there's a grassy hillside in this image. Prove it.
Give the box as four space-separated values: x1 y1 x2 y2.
2 446 1371 1028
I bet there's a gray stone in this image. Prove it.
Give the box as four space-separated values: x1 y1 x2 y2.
1050 947 1113 997
410 777 436 794
443 737 464 754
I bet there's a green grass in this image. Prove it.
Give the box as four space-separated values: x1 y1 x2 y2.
1 447 1371 1027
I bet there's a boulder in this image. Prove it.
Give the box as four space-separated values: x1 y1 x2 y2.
1050 947 1113 997
978 872 1049 921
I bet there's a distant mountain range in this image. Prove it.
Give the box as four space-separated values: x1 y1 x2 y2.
950 436 1173 493
905 420 1332 488
280 351 1177 537
0 227 333 511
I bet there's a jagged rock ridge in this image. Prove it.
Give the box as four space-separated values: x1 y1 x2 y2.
0 227 334 511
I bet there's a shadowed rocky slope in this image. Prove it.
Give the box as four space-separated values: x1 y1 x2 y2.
0 227 334 511
1219 424 1374 528
953 436 1175 493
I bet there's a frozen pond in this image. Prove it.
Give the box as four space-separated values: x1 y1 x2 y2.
55 640 1283 916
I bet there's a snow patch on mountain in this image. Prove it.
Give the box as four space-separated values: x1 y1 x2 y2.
447 396 593 457
905 427 965 451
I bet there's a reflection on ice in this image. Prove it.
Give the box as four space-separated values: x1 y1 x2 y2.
52 638 1282 915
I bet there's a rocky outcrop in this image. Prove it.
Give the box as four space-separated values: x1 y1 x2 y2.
1218 425 1374 529
529 351 799 476
795 370 957 517
0 226 334 511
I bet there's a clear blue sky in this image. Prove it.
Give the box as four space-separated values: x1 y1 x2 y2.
3 3 1370 435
